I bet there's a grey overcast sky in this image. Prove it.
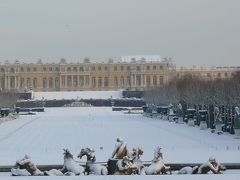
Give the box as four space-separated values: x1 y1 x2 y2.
0 0 239 67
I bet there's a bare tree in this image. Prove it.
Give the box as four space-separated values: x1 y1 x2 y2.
144 71 240 108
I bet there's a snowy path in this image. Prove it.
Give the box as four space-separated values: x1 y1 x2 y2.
0 117 40 143
0 107 240 166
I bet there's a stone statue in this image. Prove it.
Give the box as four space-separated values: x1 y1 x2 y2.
234 107 240 136
176 103 183 117
234 107 240 128
168 104 174 115
214 107 223 133
214 107 222 125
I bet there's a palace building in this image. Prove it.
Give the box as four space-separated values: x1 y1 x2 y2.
176 66 240 80
0 56 239 92
0 56 171 92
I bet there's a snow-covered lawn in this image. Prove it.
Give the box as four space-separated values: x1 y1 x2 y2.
33 91 122 100
0 107 240 179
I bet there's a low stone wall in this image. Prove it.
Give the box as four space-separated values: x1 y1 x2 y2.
16 99 146 108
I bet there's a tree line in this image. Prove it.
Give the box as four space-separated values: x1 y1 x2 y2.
144 71 240 108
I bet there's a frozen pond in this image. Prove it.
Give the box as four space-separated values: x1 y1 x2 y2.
0 107 240 166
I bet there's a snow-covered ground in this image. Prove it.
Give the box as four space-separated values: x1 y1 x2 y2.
33 91 123 100
0 107 240 179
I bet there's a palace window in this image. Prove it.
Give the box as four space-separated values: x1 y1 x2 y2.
136 75 141 85
146 76 150 86
27 78 31 88
104 77 108 87
55 77 59 88
43 78 47 88
73 67 77 72
114 76 118 86
49 77 53 88
20 78 24 88
120 76 124 86
127 76 131 86
33 78 37 88
153 76 157 85
98 77 102 87
79 76 84 87
10 68 15 73
92 77 96 87
80 66 84 71
160 76 164 86
33 67 37 72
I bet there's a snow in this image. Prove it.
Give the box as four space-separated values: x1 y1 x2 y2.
1 174 240 179
33 91 122 100
0 107 240 165
0 107 240 179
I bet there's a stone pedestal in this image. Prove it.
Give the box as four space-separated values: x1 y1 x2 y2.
234 129 240 136
175 117 184 124
215 123 222 132
188 119 195 126
200 121 207 130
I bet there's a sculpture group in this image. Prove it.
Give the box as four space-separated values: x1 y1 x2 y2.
11 138 226 176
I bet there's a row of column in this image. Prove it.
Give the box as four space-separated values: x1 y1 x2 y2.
60 75 90 89
131 74 164 87
0 74 165 91
0 76 18 90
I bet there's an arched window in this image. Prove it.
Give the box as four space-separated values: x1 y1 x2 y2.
55 77 59 88
43 78 47 88
33 78 37 88
10 68 15 73
67 76 72 87
114 77 118 86
104 77 108 87
120 76 124 86
20 78 24 88
27 78 31 88
153 76 157 86
146 76 150 86
127 76 131 86
92 77 96 87
73 76 78 87
98 77 102 88
49 77 53 88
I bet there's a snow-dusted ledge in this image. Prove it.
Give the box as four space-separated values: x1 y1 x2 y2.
33 91 123 100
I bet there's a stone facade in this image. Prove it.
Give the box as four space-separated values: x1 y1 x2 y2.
176 66 240 80
0 61 170 92
1 60 238 92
